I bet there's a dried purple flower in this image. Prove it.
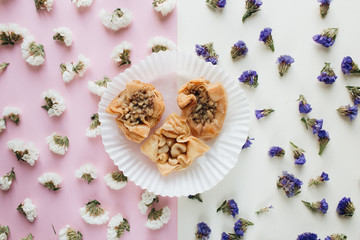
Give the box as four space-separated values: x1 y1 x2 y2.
255 108 274 119
276 55 294 76
336 197 355 217
290 141 306 165
259 27 274 51
317 62 337 84
346 86 360 105
308 172 329 187
216 199 239 218
318 0 333 17
238 70 258 87
195 42 219 65
233 218 254 236
341 56 360 75
302 198 328 214
195 222 211 240
277 171 303 198
231 40 248 59
206 0 226 8
268 146 285 157
242 136 254 149
297 95 312 114
317 129 330 155
300 117 323 134
337 104 358 121
324 234 347 240
188 193 203 202
242 0 262 22
313 28 338 48
297 232 320 240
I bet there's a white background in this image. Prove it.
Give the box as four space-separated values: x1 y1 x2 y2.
178 0 360 239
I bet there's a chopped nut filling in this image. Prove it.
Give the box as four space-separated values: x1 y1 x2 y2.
189 87 217 124
121 90 154 125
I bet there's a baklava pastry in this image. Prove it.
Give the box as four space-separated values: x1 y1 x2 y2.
106 80 165 143
177 77 228 140
141 113 210 176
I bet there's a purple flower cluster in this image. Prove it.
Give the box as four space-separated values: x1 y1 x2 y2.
324 234 347 240
216 199 239 218
268 146 285 157
300 117 329 155
337 104 358 121
195 43 219 65
313 28 338 48
297 232 320 240
206 0 226 8
290 141 306 165
317 62 337 84
195 222 211 240
297 95 312 114
238 70 258 87
302 198 328 214
276 55 294 76
242 0 263 22
259 27 274 51
255 108 274 119
231 40 248 59
308 172 330 187
346 86 360 105
277 171 303 198
336 197 355 217
242 136 254 149
318 0 333 17
341 56 360 75
221 218 254 240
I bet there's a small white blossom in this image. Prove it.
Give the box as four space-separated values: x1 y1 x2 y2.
75 54 90 77
0 117 6 133
88 76 111 97
59 225 83 240
0 23 28 45
107 213 130 240
111 41 132 67
0 168 15 191
0 225 9 240
145 206 171 230
38 172 62 191
7 139 39 166
104 171 127 190
60 54 89 83
79 200 109 225
141 190 158 205
75 164 97 183
17 198 37 222
138 202 148 215
53 27 73 47
152 0 176 16
0 233 7 240
99 8 133 31
148 36 176 53
86 113 101 138
72 0 93 7
41 89 66 117
3 106 20 124
35 0 54 11
46 133 69 155
60 63 76 83
21 36 45 66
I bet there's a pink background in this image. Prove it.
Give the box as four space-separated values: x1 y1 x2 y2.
0 0 177 239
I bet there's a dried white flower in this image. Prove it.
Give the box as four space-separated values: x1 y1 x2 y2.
111 41 132 67
17 198 37 222
152 0 176 16
59 225 83 240
60 54 90 83
0 62 9 73
46 133 69 155
60 63 76 83
0 168 15 191
107 213 130 240
72 0 93 7
104 171 127 190
138 190 158 215
41 89 66 117
138 202 148 215
7 139 39 166
0 226 9 240
79 200 109 225
0 233 6 240
21 36 45 66
145 206 171 230
75 164 97 183
148 36 176 53
38 172 62 191
34 0 54 11
0 23 28 45
53 27 73 47
99 8 133 31
88 76 111 97
0 117 6 133
3 106 20 124
86 113 101 138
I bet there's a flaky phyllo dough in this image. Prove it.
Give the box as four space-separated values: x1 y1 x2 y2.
177 77 228 140
141 113 210 176
106 80 165 143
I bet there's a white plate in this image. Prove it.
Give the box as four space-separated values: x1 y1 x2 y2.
98 51 250 197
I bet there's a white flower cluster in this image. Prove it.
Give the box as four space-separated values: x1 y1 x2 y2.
99 8 133 31
41 89 66 117
46 132 69 155
138 190 158 215
7 139 39 166
72 0 93 7
34 0 54 11
148 36 176 53
107 213 130 240
21 36 45 66
38 172 62 191
145 206 171 230
60 54 90 83
0 117 6 133
152 0 176 16
104 171 127 190
17 198 37 222
88 76 111 97
75 164 97 183
0 225 9 240
53 27 73 47
111 41 132 67
0 62 9 73
0 23 28 45
3 106 21 124
79 200 109 225
59 225 82 240
86 113 101 138
0 168 15 191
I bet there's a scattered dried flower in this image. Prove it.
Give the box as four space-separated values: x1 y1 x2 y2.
41 89 66 117
0 168 15 191
346 86 360 105
188 193 203 202
38 172 62 191
59 225 83 240
0 23 28 45
195 222 211 240
308 172 329 187
75 164 98 184
297 95 312 114
72 0 93 7
46 133 69 155
148 36 176 53
276 55 294 76
297 232 319 240
302 198 328 214
99 8 133 31
268 146 285 157
21 36 45 66
216 199 239 218
336 197 355 217
34 0 54 11
259 27 274 51
107 213 130 240
88 76 111 97
317 62 337 84
79 200 109 225
111 41 132 67
104 171 127 190
255 108 274 119
145 206 171 230
277 171 302 198
242 0 262 22
318 0 333 17
290 141 306 165
17 198 37 222
153 0 176 16
7 139 39 166
3 106 20 124
0 225 10 240
53 27 73 47
255 205 273 215
341 56 360 75
324 234 347 240
86 113 101 138
337 104 358 121
195 42 219 65
238 70 258 87
313 28 338 48
0 62 9 73
242 136 254 149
